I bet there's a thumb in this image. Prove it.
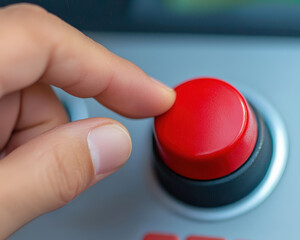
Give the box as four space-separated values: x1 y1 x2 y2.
0 118 132 238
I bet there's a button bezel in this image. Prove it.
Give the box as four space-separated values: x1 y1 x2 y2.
148 84 288 221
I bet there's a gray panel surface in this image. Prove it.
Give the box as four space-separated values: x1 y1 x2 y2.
10 33 300 240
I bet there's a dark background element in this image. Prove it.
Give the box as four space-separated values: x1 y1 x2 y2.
2 0 300 36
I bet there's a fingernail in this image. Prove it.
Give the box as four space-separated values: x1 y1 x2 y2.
87 124 132 175
150 77 175 93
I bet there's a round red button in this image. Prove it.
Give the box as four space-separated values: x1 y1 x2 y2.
154 78 258 180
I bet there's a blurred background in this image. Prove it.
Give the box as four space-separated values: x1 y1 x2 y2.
1 0 300 36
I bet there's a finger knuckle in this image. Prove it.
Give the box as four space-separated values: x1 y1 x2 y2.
0 4 51 42
44 144 92 206
5 3 48 20
2 3 56 36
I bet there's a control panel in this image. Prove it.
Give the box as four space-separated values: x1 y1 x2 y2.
11 33 299 240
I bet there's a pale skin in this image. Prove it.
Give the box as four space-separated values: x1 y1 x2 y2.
0 4 176 239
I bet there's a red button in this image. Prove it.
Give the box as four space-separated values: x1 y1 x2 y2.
154 78 257 180
144 233 179 240
186 236 226 240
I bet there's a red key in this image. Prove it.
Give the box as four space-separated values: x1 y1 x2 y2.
186 236 226 240
144 233 180 240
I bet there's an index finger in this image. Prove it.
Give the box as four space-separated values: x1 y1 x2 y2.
0 4 175 118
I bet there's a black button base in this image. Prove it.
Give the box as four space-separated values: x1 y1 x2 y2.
152 105 273 208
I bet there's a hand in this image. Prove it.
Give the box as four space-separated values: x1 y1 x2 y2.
0 4 175 238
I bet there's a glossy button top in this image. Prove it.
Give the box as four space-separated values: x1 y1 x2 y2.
154 78 258 180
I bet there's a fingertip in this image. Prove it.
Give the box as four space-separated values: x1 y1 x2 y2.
161 85 176 112
150 77 175 94
149 77 176 116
